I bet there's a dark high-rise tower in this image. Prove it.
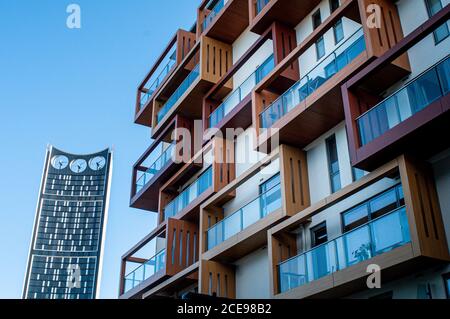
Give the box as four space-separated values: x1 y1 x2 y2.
23 146 112 299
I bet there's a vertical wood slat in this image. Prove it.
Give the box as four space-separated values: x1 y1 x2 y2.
165 219 199 276
358 0 410 71
399 155 450 261
200 260 236 298
280 144 310 217
272 22 300 82
200 36 233 89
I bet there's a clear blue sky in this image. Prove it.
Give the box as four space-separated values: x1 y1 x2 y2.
0 0 198 299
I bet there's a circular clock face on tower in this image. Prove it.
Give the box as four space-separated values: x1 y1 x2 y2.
89 156 106 171
70 159 87 173
51 155 69 170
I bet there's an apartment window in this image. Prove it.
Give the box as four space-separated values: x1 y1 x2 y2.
329 0 340 13
444 273 450 299
312 10 322 30
316 36 326 60
326 135 341 193
311 222 328 247
425 0 449 44
342 184 404 233
333 19 344 44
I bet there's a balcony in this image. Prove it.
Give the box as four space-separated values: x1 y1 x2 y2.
208 54 275 128
164 166 213 221
268 155 450 298
203 22 299 139
157 64 200 124
159 137 235 224
279 207 410 293
259 28 366 130
124 249 166 294
197 0 249 43
200 144 310 262
119 218 199 299
206 175 281 250
342 5 450 170
130 115 194 212
253 0 411 152
357 56 449 146
249 0 321 34
152 36 233 138
135 29 196 127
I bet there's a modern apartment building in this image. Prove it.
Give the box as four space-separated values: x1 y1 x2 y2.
23 146 112 299
121 0 450 299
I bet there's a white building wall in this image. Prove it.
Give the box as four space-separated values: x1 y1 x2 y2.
231 27 274 89
294 0 361 76
235 247 271 299
305 122 355 204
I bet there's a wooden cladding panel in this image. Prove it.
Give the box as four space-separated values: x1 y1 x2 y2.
399 156 450 261
213 137 236 192
177 30 197 71
272 22 299 83
166 219 200 276
268 233 297 296
201 36 233 90
201 207 224 254
358 0 410 71
279 145 310 217
200 260 236 298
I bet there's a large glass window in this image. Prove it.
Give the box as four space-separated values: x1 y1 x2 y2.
312 10 322 30
425 0 449 44
326 135 341 193
342 184 404 232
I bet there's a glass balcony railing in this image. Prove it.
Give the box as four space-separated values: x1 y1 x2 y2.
202 0 225 31
135 143 175 194
208 54 275 128
206 181 282 250
124 249 166 293
256 0 270 15
278 207 410 294
157 64 200 124
140 45 177 110
259 27 366 129
163 166 213 220
357 55 450 146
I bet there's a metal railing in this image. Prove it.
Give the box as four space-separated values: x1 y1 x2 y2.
357 55 450 146
208 54 275 128
259 27 366 129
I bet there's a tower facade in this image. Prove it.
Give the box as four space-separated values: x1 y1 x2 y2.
23 146 112 299
121 0 450 299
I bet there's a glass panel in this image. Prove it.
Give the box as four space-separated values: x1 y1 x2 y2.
278 207 410 293
202 0 225 31
206 176 281 251
208 55 274 128
260 27 365 129
157 64 200 124
357 56 449 146
256 0 270 14
140 44 177 110
163 166 212 220
343 204 369 227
